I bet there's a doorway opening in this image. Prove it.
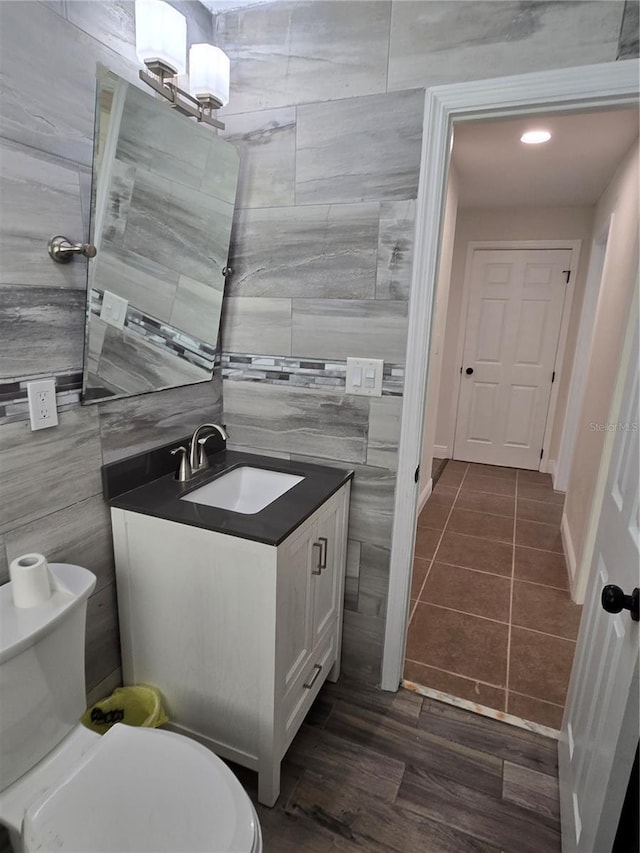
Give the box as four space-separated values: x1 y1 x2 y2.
380 62 639 737
404 105 637 729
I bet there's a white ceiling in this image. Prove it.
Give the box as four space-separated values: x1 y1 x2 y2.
452 106 639 207
200 0 271 13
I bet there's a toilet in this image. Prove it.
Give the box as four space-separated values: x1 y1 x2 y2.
0 563 262 853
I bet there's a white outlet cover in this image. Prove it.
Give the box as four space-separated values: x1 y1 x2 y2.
100 290 128 330
26 378 59 431
345 357 384 397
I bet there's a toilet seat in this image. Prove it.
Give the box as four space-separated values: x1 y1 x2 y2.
23 724 259 853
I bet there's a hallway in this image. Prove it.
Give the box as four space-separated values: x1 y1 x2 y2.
404 461 582 730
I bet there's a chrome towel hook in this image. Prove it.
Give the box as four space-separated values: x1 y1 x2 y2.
48 235 97 264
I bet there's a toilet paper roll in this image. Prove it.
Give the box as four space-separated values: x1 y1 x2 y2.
9 553 53 608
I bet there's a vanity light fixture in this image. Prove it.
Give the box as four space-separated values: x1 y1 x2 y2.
134 0 229 130
520 129 552 144
189 44 230 110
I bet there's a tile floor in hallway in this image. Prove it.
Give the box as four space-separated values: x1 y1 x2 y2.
230 677 561 853
405 460 583 730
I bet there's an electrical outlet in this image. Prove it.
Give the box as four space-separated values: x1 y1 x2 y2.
26 379 59 431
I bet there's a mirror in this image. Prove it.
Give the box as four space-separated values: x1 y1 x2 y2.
82 69 239 404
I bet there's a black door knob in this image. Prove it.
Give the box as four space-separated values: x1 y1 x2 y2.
465 367 474 375
601 585 639 622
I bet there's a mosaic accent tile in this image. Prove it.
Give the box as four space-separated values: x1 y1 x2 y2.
0 370 82 425
221 352 404 396
89 290 217 373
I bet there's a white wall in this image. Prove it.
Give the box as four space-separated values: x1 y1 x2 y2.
563 138 639 598
419 165 459 504
434 205 595 459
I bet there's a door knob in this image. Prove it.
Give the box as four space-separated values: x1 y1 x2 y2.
465 367 474 375
601 585 639 622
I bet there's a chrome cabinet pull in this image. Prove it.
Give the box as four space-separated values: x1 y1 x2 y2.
318 536 328 569
303 663 322 689
312 542 323 574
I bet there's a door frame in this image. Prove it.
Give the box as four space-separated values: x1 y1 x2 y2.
448 240 581 471
555 218 612 493
381 59 640 692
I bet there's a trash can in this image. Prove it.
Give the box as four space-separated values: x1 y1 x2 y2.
81 684 169 735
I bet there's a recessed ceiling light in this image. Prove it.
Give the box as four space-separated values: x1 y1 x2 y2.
520 129 552 145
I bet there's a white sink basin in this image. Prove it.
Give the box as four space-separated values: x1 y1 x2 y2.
180 466 304 515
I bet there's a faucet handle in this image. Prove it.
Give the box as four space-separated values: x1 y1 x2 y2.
197 434 218 471
171 446 192 482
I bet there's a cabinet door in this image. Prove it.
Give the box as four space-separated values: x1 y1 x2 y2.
277 522 314 693
311 494 342 646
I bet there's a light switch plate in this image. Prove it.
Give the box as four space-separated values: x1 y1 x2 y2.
100 289 128 330
345 357 383 397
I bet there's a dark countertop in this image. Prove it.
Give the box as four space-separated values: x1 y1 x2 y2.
106 449 353 546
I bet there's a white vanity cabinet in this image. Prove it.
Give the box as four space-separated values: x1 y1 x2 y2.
111 481 350 806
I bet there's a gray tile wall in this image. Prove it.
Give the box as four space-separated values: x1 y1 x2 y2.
215 0 630 684
0 1 222 695
0 0 632 695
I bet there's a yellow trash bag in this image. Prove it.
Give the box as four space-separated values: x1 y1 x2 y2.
81 685 169 735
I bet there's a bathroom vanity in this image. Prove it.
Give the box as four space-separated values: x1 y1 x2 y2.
107 448 352 806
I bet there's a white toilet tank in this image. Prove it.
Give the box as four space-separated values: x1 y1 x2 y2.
0 564 96 792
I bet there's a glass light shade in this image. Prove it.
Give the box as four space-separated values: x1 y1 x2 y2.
135 0 187 76
189 43 230 107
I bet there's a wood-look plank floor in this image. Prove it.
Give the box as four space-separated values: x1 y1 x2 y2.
227 677 561 852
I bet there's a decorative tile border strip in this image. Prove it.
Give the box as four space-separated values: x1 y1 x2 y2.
221 353 404 396
0 353 404 425
0 370 83 424
90 290 218 373
0 364 224 425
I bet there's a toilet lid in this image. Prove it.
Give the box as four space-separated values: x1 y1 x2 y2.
23 724 258 853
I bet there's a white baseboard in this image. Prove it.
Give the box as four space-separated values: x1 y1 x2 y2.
541 456 556 479
561 511 578 600
433 445 449 459
418 478 433 514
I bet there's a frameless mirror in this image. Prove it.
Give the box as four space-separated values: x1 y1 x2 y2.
81 68 239 403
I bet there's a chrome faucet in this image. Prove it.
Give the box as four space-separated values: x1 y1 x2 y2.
171 423 228 482
188 423 228 474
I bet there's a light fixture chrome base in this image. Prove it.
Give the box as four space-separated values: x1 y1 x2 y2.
139 65 225 130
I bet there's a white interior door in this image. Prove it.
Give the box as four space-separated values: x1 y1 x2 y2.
454 248 571 469
558 292 639 853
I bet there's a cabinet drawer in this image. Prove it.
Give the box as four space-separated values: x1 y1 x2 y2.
281 628 335 746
